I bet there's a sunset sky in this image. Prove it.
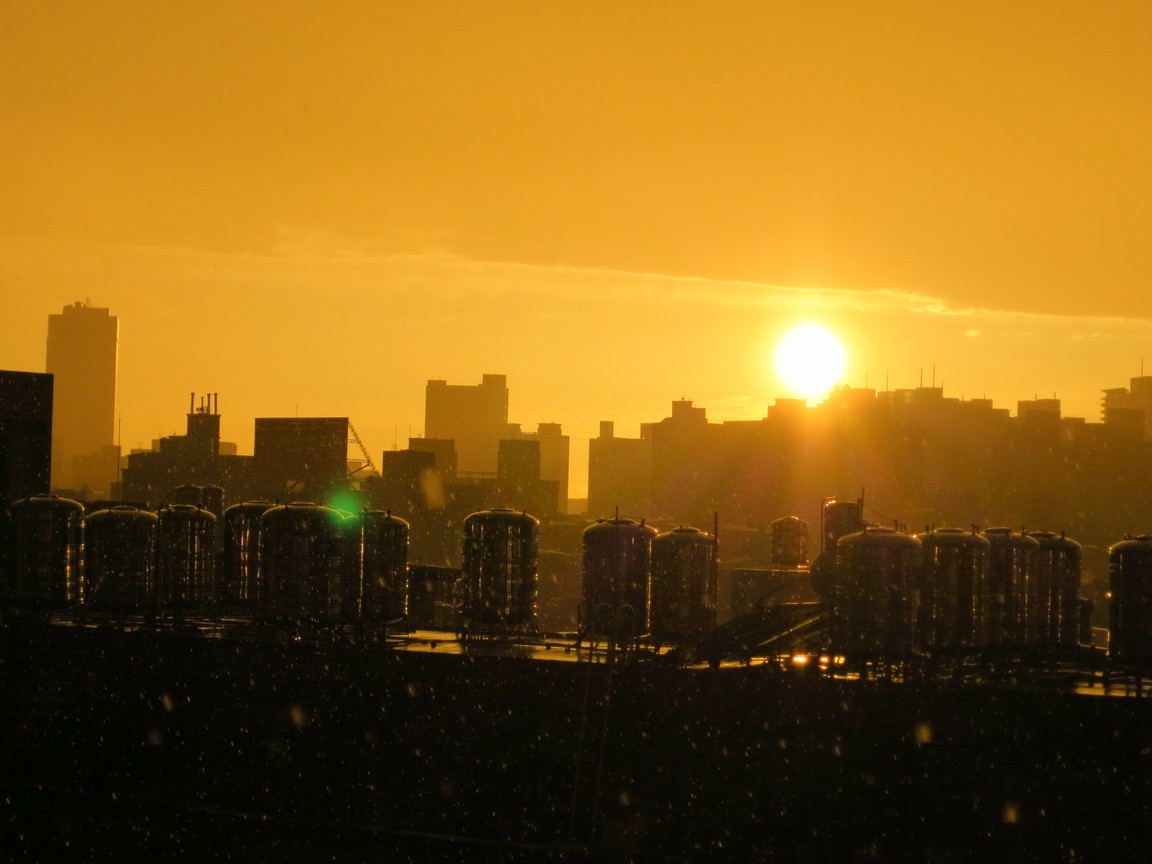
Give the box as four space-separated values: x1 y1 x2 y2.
3 2 1152 497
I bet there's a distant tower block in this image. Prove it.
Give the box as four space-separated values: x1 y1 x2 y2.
46 301 119 495
424 374 516 475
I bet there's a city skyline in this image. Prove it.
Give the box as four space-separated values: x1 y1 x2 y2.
4 3 1152 498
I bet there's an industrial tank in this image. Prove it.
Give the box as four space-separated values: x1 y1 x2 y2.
650 526 718 643
1108 535 1152 665
822 498 863 554
359 510 410 622
916 528 991 651
833 527 922 659
6 494 85 609
170 484 205 507
581 517 658 637
460 508 538 633
1026 531 1082 648
257 502 348 625
85 506 159 612
771 516 809 568
156 504 218 609
221 501 273 605
981 528 1038 646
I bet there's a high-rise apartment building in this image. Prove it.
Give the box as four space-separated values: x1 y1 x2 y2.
424 374 518 474
45 302 119 496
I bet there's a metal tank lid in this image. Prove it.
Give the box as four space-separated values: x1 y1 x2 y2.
224 500 274 513
583 516 656 537
89 505 159 521
917 526 990 547
659 525 713 537
12 493 84 508
362 509 410 526
839 526 922 547
771 515 807 525
465 507 539 524
1109 535 1152 553
1025 530 1082 550
160 503 216 519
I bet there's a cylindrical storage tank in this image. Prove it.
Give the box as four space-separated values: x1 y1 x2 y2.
360 510 410 622
461 508 538 632
339 512 363 621
156 504 217 609
1026 531 1082 648
981 528 1039 647
833 527 922 659
581 517 658 636
916 528 991 651
822 499 863 554
200 485 225 517
170 484 204 507
650 526 717 643
771 516 809 568
257 502 347 625
1108 535 1152 665
6 494 85 609
221 501 274 605
85 506 159 612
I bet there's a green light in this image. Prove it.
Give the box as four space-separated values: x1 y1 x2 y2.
326 489 361 515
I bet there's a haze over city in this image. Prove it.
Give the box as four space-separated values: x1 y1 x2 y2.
3 2 1152 496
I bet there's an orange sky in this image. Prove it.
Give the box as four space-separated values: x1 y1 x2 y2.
3 3 1152 497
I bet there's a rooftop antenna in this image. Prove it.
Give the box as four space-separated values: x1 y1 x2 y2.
932 364 936 388
919 367 923 388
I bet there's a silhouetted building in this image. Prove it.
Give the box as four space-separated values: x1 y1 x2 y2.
1102 375 1152 438
424 374 518 474
121 393 253 506
494 438 559 516
588 383 1152 635
46 301 119 496
253 417 349 503
588 420 651 519
122 399 354 508
522 422 570 513
408 437 458 481
0 370 53 506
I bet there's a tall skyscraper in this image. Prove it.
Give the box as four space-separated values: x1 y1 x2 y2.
45 301 119 496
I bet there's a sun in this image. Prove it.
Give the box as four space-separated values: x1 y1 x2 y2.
773 322 847 402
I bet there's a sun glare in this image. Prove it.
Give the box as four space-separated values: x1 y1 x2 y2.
773 322 847 402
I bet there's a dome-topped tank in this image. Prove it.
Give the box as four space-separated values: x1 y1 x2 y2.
461 508 538 633
822 498 863 555
1026 531 1082 648
258 502 348 625
359 510 410 622
981 528 1038 646
156 504 218 609
581 517 658 637
6 494 85 609
650 526 718 643
1108 535 1152 665
221 501 274 605
771 516 809 568
834 527 922 659
85 506 159 612
916 528 991 651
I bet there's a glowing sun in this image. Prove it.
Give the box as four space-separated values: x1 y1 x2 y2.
773 322 847 401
